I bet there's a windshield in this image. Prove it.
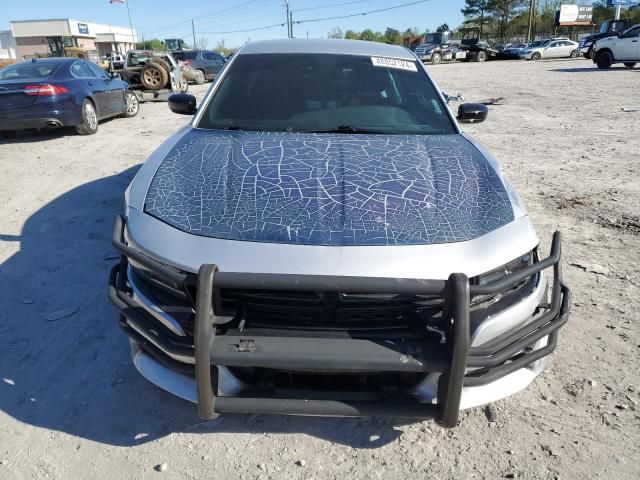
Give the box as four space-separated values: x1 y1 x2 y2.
0 61 60 80
197 53 456 135
599 20 611 34
424 33 444 44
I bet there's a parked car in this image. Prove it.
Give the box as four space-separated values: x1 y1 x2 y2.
172 50 225 83
108 39 570 427
498 43 528 59
592 24 640 69
519 39 578 60
0 58 138 136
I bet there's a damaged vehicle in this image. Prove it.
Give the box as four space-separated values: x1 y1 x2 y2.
109 39 570 427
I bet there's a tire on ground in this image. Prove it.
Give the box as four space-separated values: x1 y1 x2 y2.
140 63 169 90
195 69 206 84
596 51 614 70
623 62 636 69
121 91 140 118
478 51 487 62
76 99 99 135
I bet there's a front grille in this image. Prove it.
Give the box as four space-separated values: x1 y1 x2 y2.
219 290 444 336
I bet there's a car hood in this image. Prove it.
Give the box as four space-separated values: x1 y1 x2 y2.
141 129 515 247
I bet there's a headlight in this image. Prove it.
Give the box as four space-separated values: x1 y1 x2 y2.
475 252 533 286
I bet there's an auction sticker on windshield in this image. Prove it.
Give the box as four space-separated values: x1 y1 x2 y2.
371 57 418 72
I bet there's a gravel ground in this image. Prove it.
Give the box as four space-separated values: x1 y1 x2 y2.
0 58 639 480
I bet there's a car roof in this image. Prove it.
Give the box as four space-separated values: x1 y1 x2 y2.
238 39 415 60
17 57 75 64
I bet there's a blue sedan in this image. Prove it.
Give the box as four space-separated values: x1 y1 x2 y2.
0 57 139 136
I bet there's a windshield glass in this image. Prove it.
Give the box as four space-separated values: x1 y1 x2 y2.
599 21 610 34
424 33 444 44
198 53 455 135
0 61 60 80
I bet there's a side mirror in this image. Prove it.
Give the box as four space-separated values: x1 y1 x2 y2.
457 103 488 124
168 93 197 115
110 72 121 80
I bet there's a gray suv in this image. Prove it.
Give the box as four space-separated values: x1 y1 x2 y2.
172 50 225 83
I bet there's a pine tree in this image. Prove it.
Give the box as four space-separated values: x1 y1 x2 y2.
461 0 492 36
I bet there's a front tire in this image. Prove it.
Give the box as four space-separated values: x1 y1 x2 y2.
121 92 139 118
531 52 541 61
195 69 206 85
477 51 487 62
570 50 578 58
624 62 636 69
596 51 613 69
76 99 98 135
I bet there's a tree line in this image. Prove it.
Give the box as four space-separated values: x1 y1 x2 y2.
328 1 640 44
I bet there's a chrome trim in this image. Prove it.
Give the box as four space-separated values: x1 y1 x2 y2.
127 265 189 337
126 319 195 364
471 271 547 347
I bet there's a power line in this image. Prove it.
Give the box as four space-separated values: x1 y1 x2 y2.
198 0 432 36
295 0 432 25
197 22 286 35
141 0 266 35
296 0 377 13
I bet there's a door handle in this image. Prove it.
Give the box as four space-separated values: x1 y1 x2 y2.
632 40 638 43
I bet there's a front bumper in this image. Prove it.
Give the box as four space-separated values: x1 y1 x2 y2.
108 215 570 427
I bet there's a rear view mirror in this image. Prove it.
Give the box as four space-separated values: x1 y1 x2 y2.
457 103 488 123
168 93 197 115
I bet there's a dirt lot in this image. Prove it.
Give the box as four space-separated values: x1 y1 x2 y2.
1 58 639 480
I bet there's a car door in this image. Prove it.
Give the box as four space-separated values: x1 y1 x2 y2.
86 61 124 114
563 41 577 57
544 41 561 58
70 60 109 118
200 52 216 77
617 26 640 60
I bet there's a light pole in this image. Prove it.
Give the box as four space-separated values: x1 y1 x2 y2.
527 0 535 44
284 0 291 38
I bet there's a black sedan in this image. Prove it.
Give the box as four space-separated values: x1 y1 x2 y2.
0 57 139 136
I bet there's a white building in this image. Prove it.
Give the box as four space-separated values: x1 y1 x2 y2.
10 18 137 59
0 30 17 59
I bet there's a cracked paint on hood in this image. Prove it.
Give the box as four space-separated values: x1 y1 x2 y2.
144 129 514 246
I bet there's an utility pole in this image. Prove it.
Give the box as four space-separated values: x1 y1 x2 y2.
615 5 622 21
192 19 196 48
527 0 535 44
285 0 291 38
125 0 135 46
289 11 294 38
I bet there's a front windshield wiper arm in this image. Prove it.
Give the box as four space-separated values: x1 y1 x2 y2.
291 125 388 134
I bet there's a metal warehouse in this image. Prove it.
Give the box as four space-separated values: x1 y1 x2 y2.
10 18 136 59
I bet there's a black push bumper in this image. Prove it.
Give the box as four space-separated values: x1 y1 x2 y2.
109 215 570 427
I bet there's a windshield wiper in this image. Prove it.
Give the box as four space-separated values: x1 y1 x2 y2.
292 125 389 134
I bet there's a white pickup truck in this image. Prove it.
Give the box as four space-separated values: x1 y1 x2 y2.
593 24 640 69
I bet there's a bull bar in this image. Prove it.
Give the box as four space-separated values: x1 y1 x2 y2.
109 215 571 427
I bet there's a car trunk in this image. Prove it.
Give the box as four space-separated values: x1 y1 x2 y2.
0 80 42 112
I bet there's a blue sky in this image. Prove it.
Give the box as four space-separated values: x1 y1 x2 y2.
2 0 467 47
